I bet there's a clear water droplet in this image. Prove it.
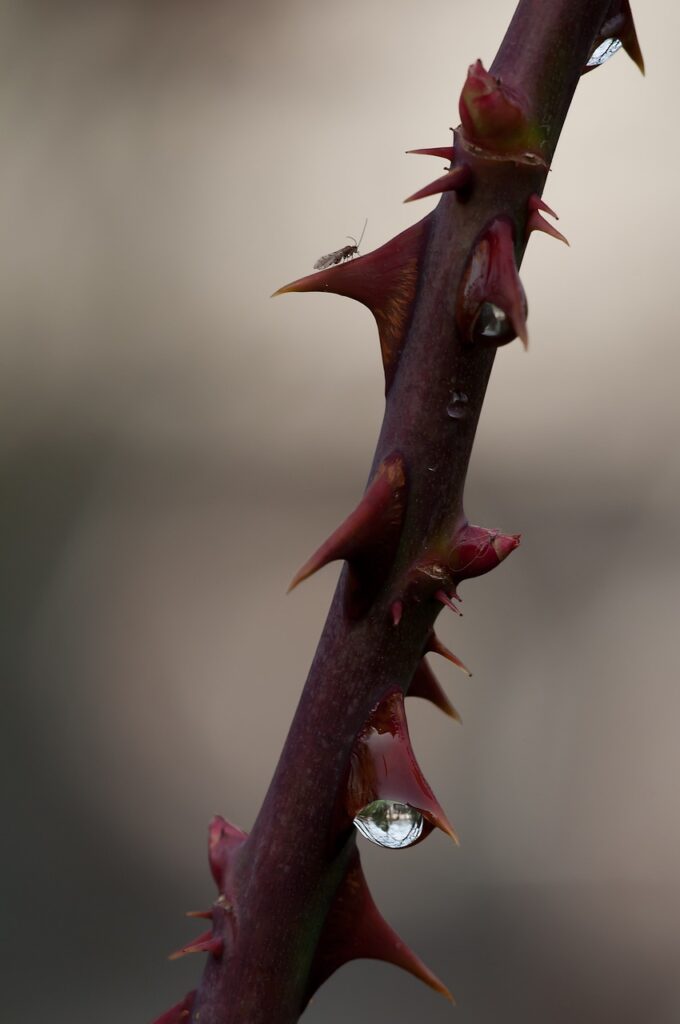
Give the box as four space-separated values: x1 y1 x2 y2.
353 800 424 849
446 390 469 419
475 301 511 340
586 37 622 68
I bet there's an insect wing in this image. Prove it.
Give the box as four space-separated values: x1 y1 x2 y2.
314 248 344 270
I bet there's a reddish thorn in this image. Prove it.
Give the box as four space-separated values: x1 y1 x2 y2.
272 216 432 390
426 632 472 677
528 193 558 219
287 454 407 593
406 146 455 162
390 599 403 626
404 164 472 204
347 689 459 844
435 589 462 616
595 2 645 76
527 210 569 247
307 850 454 1004
409 659 463 722
457 217 528 348
149 991 196 1024
169 932 223 961
185 909 213 920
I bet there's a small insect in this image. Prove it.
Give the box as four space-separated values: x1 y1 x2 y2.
313 219 367 270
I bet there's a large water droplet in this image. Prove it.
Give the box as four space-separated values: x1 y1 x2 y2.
353 800 424 849
446 391 469 419
474 301 513 342
586 38 622 68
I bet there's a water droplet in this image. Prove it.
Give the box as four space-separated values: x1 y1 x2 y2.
446 391 469 419
353 800 424 849
427 464 437 473
586 37 622 68
472 301 518 346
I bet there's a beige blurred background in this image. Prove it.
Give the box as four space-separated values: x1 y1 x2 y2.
2 1 679 1021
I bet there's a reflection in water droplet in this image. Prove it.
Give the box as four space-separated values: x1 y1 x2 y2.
475 301 511 341
446 391 469 419
586 38 622 68
353 800 424 849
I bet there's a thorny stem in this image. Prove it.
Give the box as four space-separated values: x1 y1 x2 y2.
191 1 613 1021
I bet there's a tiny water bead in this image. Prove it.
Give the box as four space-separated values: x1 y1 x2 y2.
586 38 622 68
446 391 469 419
353 800 424 849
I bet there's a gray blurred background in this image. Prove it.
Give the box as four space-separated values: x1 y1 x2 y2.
2 1 679 1021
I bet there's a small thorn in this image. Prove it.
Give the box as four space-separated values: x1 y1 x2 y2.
426 632 472 677
391 599 403 626
404 164 471 204
528 193 558 219
149 991 196 1024
185 909 213 920
527 210 569 246
409 659 462 722
406 146 455 162
169 932 223 961
435 589 462 615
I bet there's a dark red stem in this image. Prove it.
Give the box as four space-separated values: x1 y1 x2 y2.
190 1 612 1021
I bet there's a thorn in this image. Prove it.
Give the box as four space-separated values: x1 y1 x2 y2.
149 991 196 1024
346 689 459 844
598 1 645 75
527 210 569 246
272 216 432 390
409 659 462 722
404 164 472 204
390 599 403 626
528 193 558 219
185 909 213 920
307 849 454 1004
456 217 528 348
435 589 462 616
169 932 223 961
426 632 472 677
287 453 407 609
406 146 455 162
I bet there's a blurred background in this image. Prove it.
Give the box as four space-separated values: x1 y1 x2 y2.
2 1 679 1021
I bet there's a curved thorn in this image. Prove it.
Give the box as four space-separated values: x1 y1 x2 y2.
527 210 569 246
150 991 196 1024
307 850 454 1004
435 589 462 616
404 164 472 204
528 193 558 219
426 632 472 677
390 599 403 626
169 932 223 961
287 454 407 594
409 659 463 722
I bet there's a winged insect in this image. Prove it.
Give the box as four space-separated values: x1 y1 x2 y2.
313 219 367 270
